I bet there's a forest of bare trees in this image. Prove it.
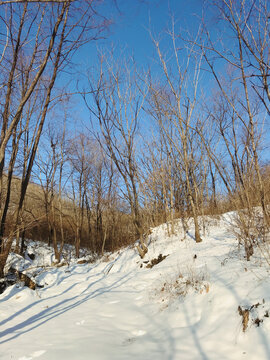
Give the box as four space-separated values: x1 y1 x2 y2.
0 0 269 278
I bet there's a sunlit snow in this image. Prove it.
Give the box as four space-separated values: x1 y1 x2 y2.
1 213 270 360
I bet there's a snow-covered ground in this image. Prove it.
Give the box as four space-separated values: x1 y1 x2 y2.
1 213 270 360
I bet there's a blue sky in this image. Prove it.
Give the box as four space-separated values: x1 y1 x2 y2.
76 0 205 70
71 0 205 77
67 0 205 131
62 0 268 166
101 0 203 65
46 0 269 183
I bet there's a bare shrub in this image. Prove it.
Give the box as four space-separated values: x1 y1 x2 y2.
238 306 250 333
155 265 209 308
232 209 270 264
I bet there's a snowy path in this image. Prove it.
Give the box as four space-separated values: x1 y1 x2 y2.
1 215 270 359
1 262 172 359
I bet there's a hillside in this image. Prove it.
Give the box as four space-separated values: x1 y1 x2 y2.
1 213 270 360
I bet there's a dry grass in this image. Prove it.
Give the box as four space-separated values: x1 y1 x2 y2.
153 265 210 309
2 175 150 256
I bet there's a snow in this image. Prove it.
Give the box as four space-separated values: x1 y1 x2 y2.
1 213 270 360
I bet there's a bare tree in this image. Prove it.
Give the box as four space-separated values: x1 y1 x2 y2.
201 0 270 224
36 121 67 262
85 54 149 257
0 0 109 277
147 24 204 243
67 133 91 258
179 0 270 260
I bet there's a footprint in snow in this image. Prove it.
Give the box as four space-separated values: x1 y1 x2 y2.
134 285 146 291
18 350 46 360
135 295 144 306
132 329 146 336
99 312 115 318
31 351 46 358
122 330 146 346
122 337 136 346
108 300 120 304
76 320 85 325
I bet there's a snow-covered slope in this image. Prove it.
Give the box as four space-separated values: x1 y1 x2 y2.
1 213 270 360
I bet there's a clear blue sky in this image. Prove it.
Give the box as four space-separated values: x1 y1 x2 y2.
101 0 203 65
75 0 204 69
68 0 204 130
